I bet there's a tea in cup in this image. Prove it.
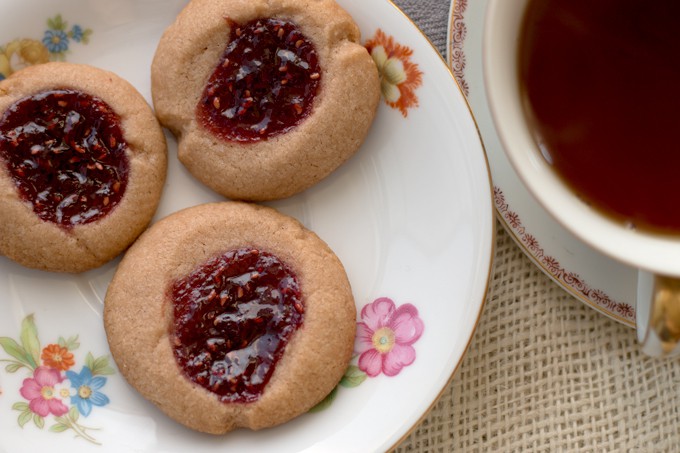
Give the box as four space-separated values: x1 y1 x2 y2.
483 0 680 356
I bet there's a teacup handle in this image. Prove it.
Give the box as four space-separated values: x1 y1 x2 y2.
637 272 680 357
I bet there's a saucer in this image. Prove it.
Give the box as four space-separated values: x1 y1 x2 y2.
446 0 636 327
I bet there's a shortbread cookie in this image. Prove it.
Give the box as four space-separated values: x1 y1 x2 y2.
0 62 167 272
151 0 380 201
104 202 356 434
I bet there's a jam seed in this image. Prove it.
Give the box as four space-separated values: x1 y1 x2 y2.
237 287 244 298
295 39 303 48
103 196 110 206
95 162 104 171
277 27 285 39
213 97 221 109
235 27 242 37
57 100 68 107
112 181 121 193
310 72 320 80
109 136 116 148
294 302 305 314
293 103 303 114
279 65 288 72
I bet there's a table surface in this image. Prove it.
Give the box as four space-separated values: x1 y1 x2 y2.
391 1 680 451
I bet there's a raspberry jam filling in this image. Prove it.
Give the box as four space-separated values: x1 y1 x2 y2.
197 18 321 142
171 248 304 403
0 89 129 228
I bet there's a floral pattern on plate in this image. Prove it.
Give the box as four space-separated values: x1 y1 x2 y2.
494 187 635 321
366 29 423 117
311 297 425 412
449 0 469 96
0 14 92 80
0 315 114 445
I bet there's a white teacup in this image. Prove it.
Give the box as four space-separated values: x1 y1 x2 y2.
483 0 680 357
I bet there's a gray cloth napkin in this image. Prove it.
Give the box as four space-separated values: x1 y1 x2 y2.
392 0 450 56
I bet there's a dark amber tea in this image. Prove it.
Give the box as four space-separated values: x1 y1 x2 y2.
519 0 680 234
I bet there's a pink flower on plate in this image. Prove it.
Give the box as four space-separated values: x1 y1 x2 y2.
20 366 69 417
355 297 424 377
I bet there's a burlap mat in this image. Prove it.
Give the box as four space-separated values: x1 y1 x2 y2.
391 1 680 451
394 222 680 452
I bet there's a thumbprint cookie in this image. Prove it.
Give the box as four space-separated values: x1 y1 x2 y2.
151 0 380 201
104 202 356 433
0 62 167 272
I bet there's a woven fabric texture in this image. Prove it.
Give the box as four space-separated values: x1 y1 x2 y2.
394 223 680 452
391 1 680 451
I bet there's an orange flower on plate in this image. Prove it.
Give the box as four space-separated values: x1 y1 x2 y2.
365 29 423 117
41 344 75 371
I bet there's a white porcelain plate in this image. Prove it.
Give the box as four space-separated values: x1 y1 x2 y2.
447 0 637 327
0 1 494 451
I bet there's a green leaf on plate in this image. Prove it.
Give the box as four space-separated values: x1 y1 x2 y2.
58 335 80 351
12 402 29 412
17 410 32 428
33 413 45 429
47 14 67 31
339 365 367 388
49 423 69 433
0 337 33 369
5 361 25 373
69 405 79 422
20 315 41 368
90 355 115 376
80 29 93 45
308 386 338 413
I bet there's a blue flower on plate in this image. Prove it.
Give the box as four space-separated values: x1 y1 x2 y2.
70 25 84 43
42 29 69 53
66 366 110 416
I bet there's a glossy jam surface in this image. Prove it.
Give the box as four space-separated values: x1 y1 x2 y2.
0 89 128 227
171 248 304 403
197 18 321 142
